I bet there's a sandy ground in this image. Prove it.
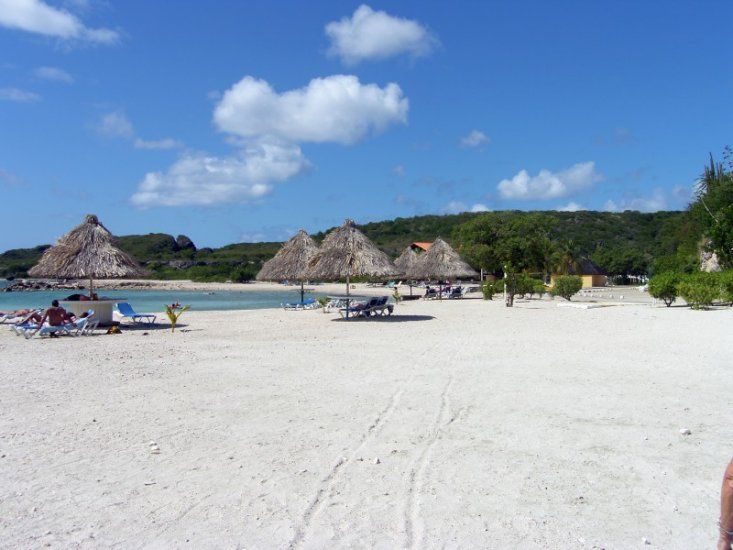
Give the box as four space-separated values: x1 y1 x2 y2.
1 297 731 549
83 279 405 294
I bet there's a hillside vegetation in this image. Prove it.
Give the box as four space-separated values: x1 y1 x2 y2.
1 210 697 282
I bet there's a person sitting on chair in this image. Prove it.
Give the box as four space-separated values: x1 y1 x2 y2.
32 300 69 338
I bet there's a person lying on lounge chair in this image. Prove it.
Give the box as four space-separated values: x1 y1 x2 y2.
18 309 45 325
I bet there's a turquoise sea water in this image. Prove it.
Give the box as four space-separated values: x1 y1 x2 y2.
0 280 307 312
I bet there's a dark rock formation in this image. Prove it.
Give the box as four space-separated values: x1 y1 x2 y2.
176 235 196 251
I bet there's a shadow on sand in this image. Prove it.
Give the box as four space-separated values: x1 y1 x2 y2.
97 322 182 333
331 314 435 323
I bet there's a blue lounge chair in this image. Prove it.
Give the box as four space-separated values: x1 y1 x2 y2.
282 297 317 310
116 302 156 324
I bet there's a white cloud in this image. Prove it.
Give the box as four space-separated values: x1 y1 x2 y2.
460 130 490 148
214 75 408 145
33 66 73 83
96 111 182 150
497 161 603 200
0 0 119 44
557 201 585 212
392 164 405 177
604 189 667 212
0 169 23 186
133 138 183 150
135 73 408 207
130 140 309 208
442 201 467 214
96 111 134 139
672 184 693 202
0 87 40 102
442 201 490 214
325 4 438 65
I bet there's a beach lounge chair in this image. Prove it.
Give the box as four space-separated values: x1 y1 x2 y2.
116 302 156 324
339 297 394 319
24 322 71 339
22 310 96 339
424 288 438 300
71 310 98 335
338 297 376 318
282 298 318 311
365 296 393 316
448 286 463 299
0 312 20 324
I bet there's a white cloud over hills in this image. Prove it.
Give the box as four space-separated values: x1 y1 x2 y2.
0 0 119 44
213 75 408 144
325 4 438 65
497 161 603 200
133 74 409 207
131 141 309 207
604 188 667 212
442 201 490 214
556 201 585 212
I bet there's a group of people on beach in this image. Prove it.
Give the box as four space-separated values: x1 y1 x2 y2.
3 300 89 337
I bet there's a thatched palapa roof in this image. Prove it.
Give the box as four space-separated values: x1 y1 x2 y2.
256 229 318 282
406 237 478 280
306 219 398 280
394 246 419 274
28 214 146 279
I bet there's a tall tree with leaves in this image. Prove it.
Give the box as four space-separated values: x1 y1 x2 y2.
692 149 733 268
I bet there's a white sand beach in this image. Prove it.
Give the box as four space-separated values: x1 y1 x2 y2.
1 297 731 548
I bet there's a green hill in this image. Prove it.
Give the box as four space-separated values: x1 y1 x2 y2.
0 210 699 282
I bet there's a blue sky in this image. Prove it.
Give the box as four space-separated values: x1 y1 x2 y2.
1 1 732 251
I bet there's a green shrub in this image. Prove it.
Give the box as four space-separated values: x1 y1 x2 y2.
678 272 720 309
719 271 733 305
482 280 498 300
164 304 190 333
550 275 583 301
648 272 680 307
532 281 547 299
229 266 257 283
514 273 536 298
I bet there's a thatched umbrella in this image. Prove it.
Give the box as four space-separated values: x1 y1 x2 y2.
306 219 398 316
394 246 419 273
28 214 146 297
406 237 478 299
394 245 420 295
256 229 318 303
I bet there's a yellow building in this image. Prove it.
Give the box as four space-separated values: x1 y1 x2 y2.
550 259 607 289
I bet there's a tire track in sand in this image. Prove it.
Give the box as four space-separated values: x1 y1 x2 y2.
404 375 455 550
288 387 403 549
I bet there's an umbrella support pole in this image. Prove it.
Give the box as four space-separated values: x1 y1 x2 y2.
300 281 304 304
89 277 94 299
345 274 350 319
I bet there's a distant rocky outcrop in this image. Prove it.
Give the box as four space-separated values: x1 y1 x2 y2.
700 249 722 272
3 279 85 292
176 235 196 251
